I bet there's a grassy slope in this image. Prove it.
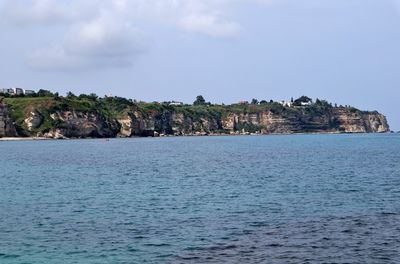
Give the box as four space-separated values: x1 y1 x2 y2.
3 97 102 134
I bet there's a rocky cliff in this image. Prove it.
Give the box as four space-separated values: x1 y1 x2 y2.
0 103 17 137
332 108 389 133
1 97 390 139
43 111 119 139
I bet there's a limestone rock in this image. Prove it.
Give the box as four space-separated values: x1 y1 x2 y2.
46 110 118 138
24 110 43 131
0 103 17 137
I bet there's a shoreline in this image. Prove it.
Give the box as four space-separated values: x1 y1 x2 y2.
0 131 393 141
0 137 49 141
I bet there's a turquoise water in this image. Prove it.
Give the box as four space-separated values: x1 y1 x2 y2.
1 134 400 263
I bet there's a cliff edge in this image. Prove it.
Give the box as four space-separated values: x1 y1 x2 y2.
0 96 389 139
0 102 17 137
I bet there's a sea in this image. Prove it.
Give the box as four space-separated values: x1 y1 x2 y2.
0 134 399 264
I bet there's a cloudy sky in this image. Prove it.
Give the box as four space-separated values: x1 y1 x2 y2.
0 0 399 130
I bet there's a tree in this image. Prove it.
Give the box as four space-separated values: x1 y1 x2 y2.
293 96 312 106
251 98 259 105
291 97 294 103
260 100 268 105
78 93 98 101
89 93 98 100
66 91 76 98
37 89 54 97
194 95 206 105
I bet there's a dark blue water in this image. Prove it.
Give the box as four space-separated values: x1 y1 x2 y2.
1 134 400 263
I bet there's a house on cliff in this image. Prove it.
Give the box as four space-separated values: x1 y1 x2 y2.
0 87 35 95
25 90 35 95
12 88 24 95
279 101 293 107
169 101 184 106
301 101 312 106
1 88 14 94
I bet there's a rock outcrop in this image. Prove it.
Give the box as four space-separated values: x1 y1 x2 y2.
24 109 44 131
0 103 17 137
37 108 392 138
113 108 389 137
44 111 119 138
0 98 390 139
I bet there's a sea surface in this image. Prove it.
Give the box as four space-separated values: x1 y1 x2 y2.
1 134 400 264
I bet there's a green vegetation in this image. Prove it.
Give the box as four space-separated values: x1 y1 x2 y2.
1 93 337 124
0 92 373 137
293 95 312 106
1 97 60 135
193 95 209 106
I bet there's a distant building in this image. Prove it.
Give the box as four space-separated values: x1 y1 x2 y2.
301 101 312 106
0 87 35 95
11 87 24 95
24 90 35 95
279 101 293 107
238 101 249 105
1 88 14 94
169 101 184 106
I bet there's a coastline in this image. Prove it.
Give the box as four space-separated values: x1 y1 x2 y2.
0 137 49 141
0 131 391 141
1 96 390 140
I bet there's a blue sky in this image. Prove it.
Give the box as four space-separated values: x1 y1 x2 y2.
0 0 399 130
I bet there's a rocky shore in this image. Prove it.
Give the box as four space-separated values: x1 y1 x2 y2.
0 96 390 139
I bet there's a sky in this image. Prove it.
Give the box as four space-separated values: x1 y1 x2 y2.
0 0 399 130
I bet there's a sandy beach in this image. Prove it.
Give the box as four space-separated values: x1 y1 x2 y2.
0 137 48 141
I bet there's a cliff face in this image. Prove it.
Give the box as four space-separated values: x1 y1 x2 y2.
24 109 44 131
224 112 316 133
43 111 119 139
332 109 389 133
0 103 17 137
117 111 220 137
1 97 390 139
112 107 389 138
218 109 390 134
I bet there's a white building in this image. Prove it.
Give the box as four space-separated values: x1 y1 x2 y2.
24 90 35 95
169 101 184 106
279 101 293 107
301 101 312 106
1 88 14 94
11 87 24 95
1 87 35 95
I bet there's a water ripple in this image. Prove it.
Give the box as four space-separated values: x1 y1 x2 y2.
0 134 399 263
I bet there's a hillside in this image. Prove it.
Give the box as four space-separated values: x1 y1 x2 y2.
0 95 390 138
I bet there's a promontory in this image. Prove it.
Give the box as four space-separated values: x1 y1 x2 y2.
0 92 390 139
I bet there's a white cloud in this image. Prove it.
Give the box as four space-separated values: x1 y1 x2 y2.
0 0 274 71
64 16 146 58
0 0 267 34
28 15 147 71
